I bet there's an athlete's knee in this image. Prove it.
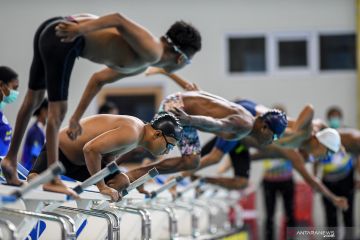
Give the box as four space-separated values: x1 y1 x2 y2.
48 102 67 124
22 91 44 110
182 154 201 170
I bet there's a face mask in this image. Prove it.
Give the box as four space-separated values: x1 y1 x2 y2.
0 101 7 110
3 90 19 104
328 117 341 129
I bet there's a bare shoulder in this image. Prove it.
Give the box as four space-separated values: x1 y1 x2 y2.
339 128 360 140
218 114 253 140
339 127 358 134
228 113 254 131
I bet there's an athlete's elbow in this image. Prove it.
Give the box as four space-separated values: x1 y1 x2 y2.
110 13 126 31
91 72 111 88
83 143 99 158
305 176 319 190
303 104 314 118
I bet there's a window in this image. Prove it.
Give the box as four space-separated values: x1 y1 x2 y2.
271 32 315 73
225 31 354 76
227 36 266 73
97 86 163 122
106 95 155 122
278 40 307 67
320 34 356 70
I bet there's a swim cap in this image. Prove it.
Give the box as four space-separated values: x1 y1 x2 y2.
315 128 341 153
261 109 288 140
151 112 183 141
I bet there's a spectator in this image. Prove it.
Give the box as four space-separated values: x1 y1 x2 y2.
21 99 48 170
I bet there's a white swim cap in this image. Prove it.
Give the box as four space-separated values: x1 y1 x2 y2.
315 128 341 153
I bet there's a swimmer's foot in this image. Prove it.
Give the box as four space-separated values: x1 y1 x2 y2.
43 178 79 199
1 158 23 186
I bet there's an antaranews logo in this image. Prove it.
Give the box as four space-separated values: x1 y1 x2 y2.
287 227 337 240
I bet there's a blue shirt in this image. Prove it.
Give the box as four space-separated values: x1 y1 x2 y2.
21 122 45 171
0 112 12 157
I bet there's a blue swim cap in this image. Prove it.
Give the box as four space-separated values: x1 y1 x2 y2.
261 109 287 140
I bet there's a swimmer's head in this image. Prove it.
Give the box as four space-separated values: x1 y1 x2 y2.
253 109 288 145
149 112 183 155
162 21 201 73
311 128 341 160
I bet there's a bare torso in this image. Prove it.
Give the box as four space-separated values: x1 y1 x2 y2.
74 16 150 74
181 91 255 139
59 115 145 165
182 91 254 119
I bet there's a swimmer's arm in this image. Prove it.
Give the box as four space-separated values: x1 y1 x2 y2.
174 109 252 139
204 176 248 190
274 130 310 148
277 147 347 208
313 161 319 176
275 105 314 148
291 104 314 131
145 67 200 91
126 155 201 183
70 68 134 126
82 127 138 190
217 157 232 174
77 13 162 61
251 145 342 205
249 146 278 161
198 148 224 170
183 148 225 177
189 115 250 137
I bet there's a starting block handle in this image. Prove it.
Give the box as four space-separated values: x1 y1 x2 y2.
12 162 65 198
176 178 205 198
150 176 183 199
121 168 159 196
73 162 119 194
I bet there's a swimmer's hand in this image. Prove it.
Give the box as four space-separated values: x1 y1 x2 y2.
145 67 167 76
136 184 150 197
183 82 199 91
332 196 348 210
107 173 130 193
55 21 82 42
98 185 121 202
67 118 82 140
171 107 192 125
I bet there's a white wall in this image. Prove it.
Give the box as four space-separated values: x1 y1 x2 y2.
0 0 358 237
